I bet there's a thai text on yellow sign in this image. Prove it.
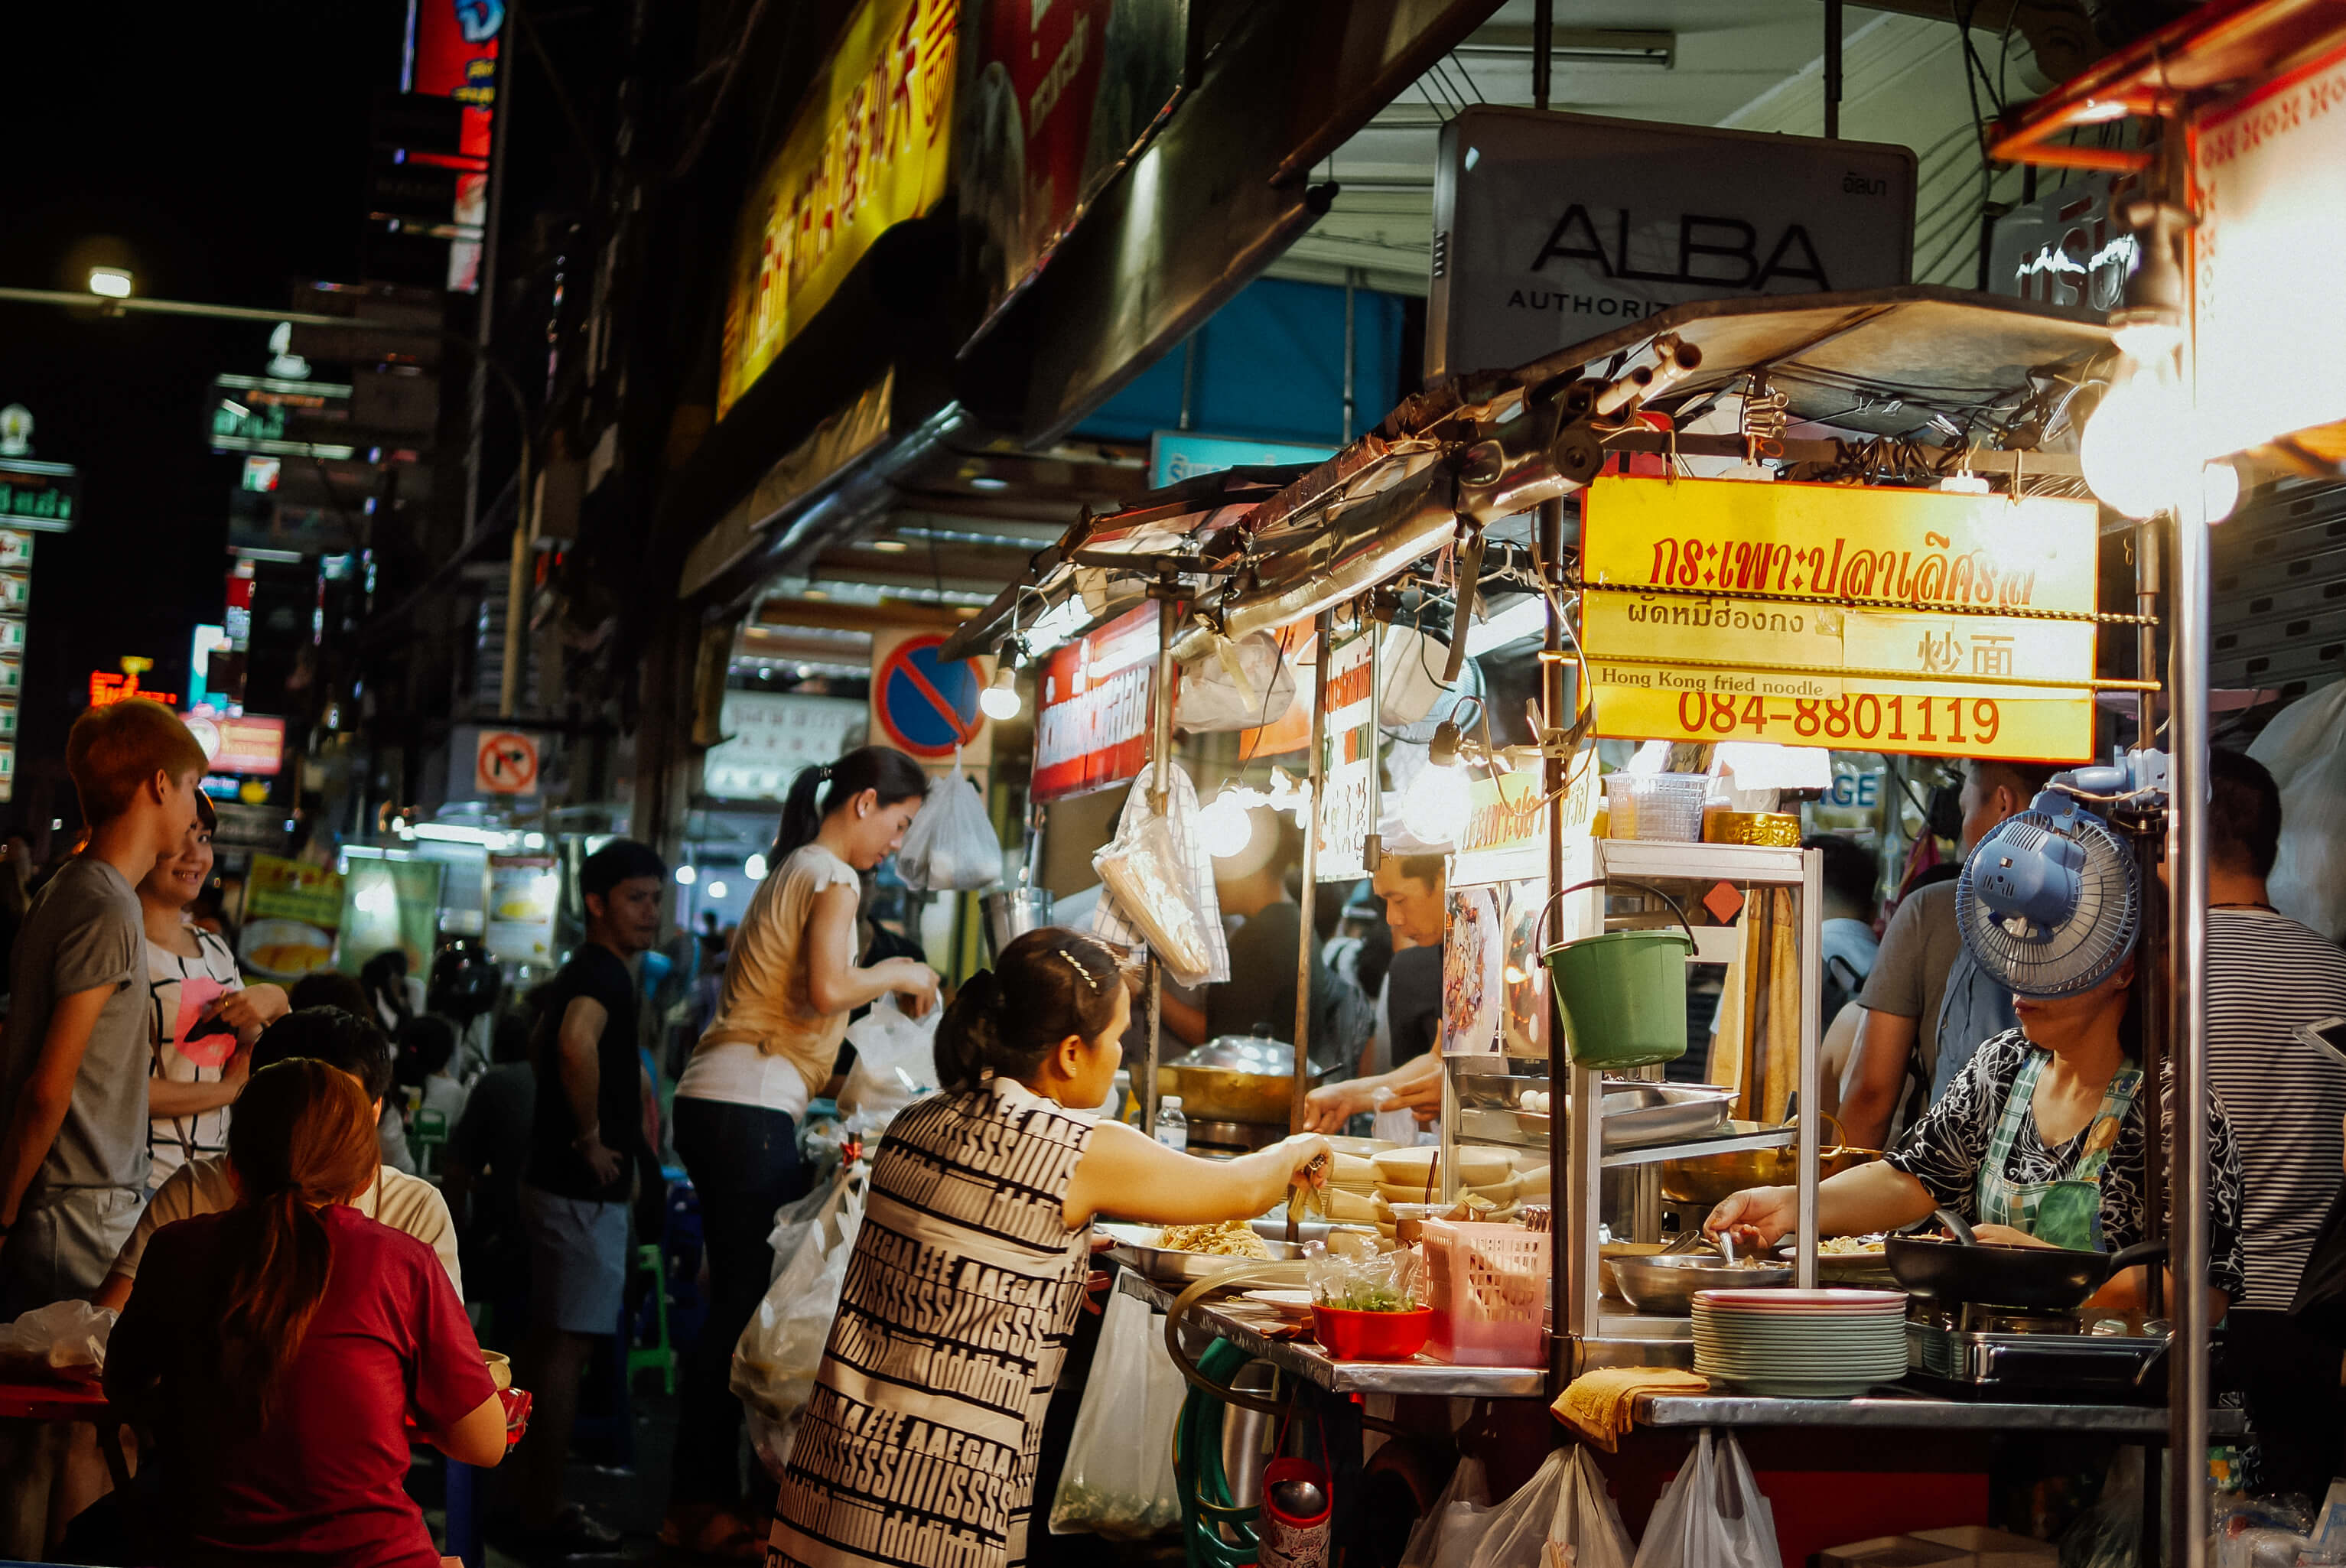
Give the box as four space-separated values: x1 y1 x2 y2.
1579 477 2101 762
717 0 958 417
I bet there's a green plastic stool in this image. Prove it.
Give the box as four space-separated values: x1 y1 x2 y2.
409 1107 449 1177
627 1243 676 1396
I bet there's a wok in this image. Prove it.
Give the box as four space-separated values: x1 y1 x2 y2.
1660 1143 1878 1207
1157 1034 1335 1125
1886 1209 2169 1310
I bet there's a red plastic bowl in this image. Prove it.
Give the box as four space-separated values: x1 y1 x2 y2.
1312 1305 1433 1361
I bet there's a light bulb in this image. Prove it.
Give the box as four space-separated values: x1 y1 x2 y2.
87 267 132 299
745 853 768 880
1400 757 1471 847
675 865 698 886
2201 460 2241 524
2080 356 2196 520
1199 793 1253 859
978 665 1022 721
706 881 728 900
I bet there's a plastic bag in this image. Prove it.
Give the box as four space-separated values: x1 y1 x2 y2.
734 1169 866 1475
0 1300 115 1373
1401 1455 1495 1568
2249 679 2346 942
1096 815 1219 988
1176 632 1297 733
2062 1446 2145 1568
839 994 939 1131
1469 1446 1635 1568
1630 1429 1779 1568
1048 1288 1187 1537
898 759 1004 893
1089 762 1231 986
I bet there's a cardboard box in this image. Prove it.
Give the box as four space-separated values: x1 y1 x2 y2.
1817 1536 1972 1568
1912 1526 2059 1568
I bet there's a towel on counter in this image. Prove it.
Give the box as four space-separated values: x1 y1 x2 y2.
1551 1367 1710 1451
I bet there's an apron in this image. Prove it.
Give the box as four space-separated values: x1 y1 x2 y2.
1976 1052 2142 1251
1368 976 1426 1146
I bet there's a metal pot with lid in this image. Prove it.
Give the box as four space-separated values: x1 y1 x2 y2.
1157 1030 1335 1125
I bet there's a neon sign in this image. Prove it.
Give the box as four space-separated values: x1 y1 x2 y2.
89 659 177 710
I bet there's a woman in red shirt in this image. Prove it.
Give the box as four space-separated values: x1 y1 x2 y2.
107 1056 508 1567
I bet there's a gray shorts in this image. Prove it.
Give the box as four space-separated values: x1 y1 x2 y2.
519 1183 630 1335
0 1186 145 1317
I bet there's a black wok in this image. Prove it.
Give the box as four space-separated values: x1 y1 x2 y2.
1885 1209 2169 1310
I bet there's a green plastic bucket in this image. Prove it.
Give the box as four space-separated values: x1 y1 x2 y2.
1543 927 1695 1069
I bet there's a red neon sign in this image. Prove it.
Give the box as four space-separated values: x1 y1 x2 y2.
89 672 178 709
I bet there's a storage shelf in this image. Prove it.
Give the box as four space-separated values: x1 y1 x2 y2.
1593 838 1810 886
1599 1123 1794 1169
1632 1391 2247 1435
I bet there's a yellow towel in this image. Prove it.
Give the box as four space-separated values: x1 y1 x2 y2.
1550 1367 1710 1451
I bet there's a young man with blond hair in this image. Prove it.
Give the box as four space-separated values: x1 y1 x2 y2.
0 700 206 1310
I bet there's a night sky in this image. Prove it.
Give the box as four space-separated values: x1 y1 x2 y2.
0 3 408 829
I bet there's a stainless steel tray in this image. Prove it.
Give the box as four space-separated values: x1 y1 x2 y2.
1098 1219 1358 1283
1456 1082 1736 1152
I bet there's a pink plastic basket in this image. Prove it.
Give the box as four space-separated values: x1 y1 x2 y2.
1420 1219 1550 1367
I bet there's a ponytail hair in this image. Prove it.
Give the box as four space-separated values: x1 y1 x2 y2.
216 1059 381 1430
773 743 930 861
934 927 1126 1092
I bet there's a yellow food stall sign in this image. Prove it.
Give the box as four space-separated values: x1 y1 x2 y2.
717 0 959 418
1451 753 1596 886
1579 476 2101 762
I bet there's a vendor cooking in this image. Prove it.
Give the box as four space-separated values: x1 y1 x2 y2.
1708 944 2247 1316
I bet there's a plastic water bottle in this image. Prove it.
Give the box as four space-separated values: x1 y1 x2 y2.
1154 1095 1189 1152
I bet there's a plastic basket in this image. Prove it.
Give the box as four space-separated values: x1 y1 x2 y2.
1626 773 1709 841
1421 1219 1549 1367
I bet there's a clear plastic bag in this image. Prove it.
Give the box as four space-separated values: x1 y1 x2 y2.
2250 680 2346 942
897 760 1004 893
734 1169 865 1475
839 994 938 1131
1468 1446 1635 1568
1629 1430 1779 1568
1049 1288 1186 1537
1095 815 1217 987
1176 631 1297 733
1401 1455 1495 1568
0 1300 116 1373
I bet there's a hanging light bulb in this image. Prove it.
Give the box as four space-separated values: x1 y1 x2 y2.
1199 792 1254 859
979 664 1022 721
1399 721 1471 847
2201 458 2241 524
2080 350 2196 521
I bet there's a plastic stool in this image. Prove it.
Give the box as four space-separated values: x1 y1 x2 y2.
626 1242 675 1396
409 1108 449 1176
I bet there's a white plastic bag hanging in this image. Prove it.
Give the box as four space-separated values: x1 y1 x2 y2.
1466 1446 1634 1568
1090 761 1230 987
1629 1430 1779 1568
734 1169 866 1475
2249 680 2346 942
1175 631 1297 733
1401 1455 1495 1568
839 994 939 1131
897 759 1004 893
1047 1288 1188 1537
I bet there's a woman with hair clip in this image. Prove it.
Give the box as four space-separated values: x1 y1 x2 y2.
106 1058 506 1566
770 926 1329 1568
664 743 942 1560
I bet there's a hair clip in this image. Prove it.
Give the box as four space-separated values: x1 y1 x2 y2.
1059 949 1099 991
816 763 835 781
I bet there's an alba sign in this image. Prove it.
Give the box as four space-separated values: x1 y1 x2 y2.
1426 107 1916 383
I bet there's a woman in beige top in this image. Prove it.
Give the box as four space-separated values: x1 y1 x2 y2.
665 743 940 1558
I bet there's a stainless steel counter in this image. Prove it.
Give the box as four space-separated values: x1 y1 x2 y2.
1114 1271 1548 1400
1634 1392 2248 1436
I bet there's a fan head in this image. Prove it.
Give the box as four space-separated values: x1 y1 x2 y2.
1957 798 2140 999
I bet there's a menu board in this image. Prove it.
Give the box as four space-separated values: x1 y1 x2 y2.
1315 626 1375 882
241 854 344 981
486 854 561 965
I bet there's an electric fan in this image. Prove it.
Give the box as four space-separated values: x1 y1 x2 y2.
1956 763 2160 999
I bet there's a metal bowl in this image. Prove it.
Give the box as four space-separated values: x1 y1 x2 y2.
1609 1252 1793 1316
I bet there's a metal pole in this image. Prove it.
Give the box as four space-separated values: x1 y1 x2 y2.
1824 0 1843 139
1341 269 1359 445
1141 590 1178 1135
2136 519 2166 1312
1293 610 1330 1133
2168 490 2211 1568
1531 0 1554 112
1541 496 1570 1377
483 2 527 717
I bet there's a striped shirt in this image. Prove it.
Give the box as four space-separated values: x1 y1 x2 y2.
2207 907 2346 1312
772 1078 1098 1568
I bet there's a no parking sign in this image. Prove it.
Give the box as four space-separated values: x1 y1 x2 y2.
870 632 989 761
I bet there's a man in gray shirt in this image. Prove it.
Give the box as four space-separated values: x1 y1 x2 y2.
0 701 205 1311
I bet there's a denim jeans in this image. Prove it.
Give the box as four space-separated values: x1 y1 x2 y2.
669 1096 805 1509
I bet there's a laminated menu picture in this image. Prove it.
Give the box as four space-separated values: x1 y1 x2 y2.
170 976 236 1069
1443 887 1504 1056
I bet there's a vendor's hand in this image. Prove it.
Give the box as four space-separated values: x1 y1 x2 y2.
1381 1070 1443 1119
218 984 291 1037
890 962 941 1019
577 1134 624 1187
1082 1269 1111 1316
1302 1082 1365 1133
1704 1186 1798 1250
1965 1223 2055 1249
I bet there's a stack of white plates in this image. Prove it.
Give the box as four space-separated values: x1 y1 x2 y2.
1691 1288 1909 1397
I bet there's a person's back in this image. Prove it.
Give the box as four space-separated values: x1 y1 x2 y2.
117 1206 489 1566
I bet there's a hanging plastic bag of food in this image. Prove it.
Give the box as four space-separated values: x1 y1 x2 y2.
1466 1445 1635 1568
734 1169 865 1475
1048 1289 1186 1538
1175 630 1297 733
1091 761 1230 987
1401 1455 1495 1568
1629 1430 1779 1568
896 757 1004 893
838 994 939 1132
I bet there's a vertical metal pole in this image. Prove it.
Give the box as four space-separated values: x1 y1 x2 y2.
1531 0 1554 112
1541 496 1571 1378
1795 853 1823 1290
2136 521 2167 1309
2169 490 2211 1568
1364 606 1383 875
1293 611 1330 1132
1824 0 1843 139
1142 591 1177 1135
1342 270 1359 445
483 3 529 717
1178 337 1200 432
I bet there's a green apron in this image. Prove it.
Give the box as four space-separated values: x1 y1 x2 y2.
1975 1052 2142 1251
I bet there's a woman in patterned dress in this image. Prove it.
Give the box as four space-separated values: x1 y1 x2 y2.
771 927 1329 1568
1705 953 2247 1316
